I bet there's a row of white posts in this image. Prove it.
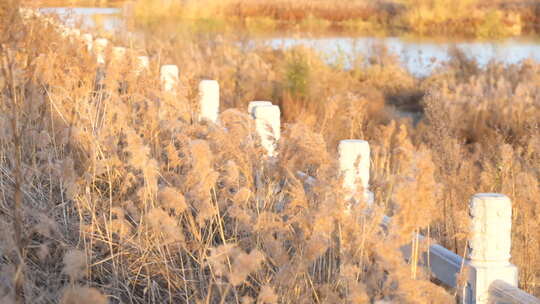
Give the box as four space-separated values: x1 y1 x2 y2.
244 103 538 304
87 39 540 304
22 8 222 124
30 12 539 304
245 102 539 304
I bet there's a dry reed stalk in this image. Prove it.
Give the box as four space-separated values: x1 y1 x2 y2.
1 4 539 303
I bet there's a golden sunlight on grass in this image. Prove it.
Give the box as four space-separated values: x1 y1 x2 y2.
0 1 539 303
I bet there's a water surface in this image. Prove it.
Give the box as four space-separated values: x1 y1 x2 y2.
268 37 540 76
39 7 122 31
41 6 540 76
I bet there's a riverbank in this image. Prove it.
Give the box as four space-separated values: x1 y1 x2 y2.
130 0 538 38
28 0 536 38
1 3 539 303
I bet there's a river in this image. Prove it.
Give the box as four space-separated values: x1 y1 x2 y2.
39 6 540 77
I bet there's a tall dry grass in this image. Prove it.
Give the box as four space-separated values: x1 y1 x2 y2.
0 2 539 303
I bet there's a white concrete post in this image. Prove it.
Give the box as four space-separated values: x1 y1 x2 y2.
71 29 81 37
82 34 93 52
464 193 517 304
59 25 69 38
160 65 179 93
111 46 127 63
135 56 149 74
338 140 373 204
94 38 109 65
198 80 220 123
248 101 272 117
253 105 280 157
62 27 80 39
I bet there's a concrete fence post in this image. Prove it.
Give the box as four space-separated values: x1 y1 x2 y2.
253 105 280 157
135 56 149 74
94 38 109 65
160 65 179 93
111 46 126 63
198 80 220 123
62 27 80 39
248 101 272 117
82 33 93 52
71 29 81 37
59 25 69 38
338 140 373 205
464 193 517 304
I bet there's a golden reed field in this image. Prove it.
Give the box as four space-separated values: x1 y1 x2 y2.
1 0 539 303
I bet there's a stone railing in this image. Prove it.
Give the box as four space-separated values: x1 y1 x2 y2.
20 8 540 304
246 98 539 304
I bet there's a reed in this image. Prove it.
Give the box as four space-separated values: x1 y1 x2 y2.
0 3 539 303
